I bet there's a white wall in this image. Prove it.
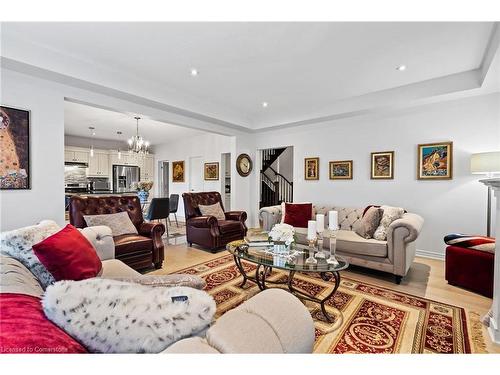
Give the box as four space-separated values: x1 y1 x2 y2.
153 133 232 218
0 70 65 230
254 93 500 257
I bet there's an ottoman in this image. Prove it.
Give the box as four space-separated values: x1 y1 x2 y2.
445 245 494 298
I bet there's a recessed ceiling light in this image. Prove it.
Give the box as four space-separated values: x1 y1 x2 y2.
262 102 269 108
396 65 407 71
190 68 198 77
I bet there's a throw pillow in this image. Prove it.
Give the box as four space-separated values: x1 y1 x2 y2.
0 293 87 353
373 205 405 241
83 212 138 236
0 220 60 289
42 278 216 353
280 201 313 224
282 203 313 228
33 224 102 281
107 274 207 290
198 203 225 220
355 206 383 239
444 233 495 253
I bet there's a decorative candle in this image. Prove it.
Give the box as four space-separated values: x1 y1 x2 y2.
328 211 339 230
316 214 325 233
307 220 317 240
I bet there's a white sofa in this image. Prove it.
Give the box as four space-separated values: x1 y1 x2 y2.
259 204 424 283
0 222 315 353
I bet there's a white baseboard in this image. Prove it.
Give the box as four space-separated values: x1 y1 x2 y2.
416 249 445 261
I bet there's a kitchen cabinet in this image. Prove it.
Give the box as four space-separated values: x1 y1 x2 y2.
110 152 140 167
141 155 154 182
88 152 109 177
65 149 89 163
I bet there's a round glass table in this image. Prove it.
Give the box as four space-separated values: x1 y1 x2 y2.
227 240 349 322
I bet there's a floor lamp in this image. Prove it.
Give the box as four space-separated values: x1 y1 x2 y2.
471 151 500 237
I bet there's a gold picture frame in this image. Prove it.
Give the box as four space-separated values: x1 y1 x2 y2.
329 160 353 180
371 151 394 180
417 141 453 180
172 160 185 183
304 157 319 180
204 162 219 180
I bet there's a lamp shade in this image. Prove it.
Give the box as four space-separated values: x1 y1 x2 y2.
470 151 500 174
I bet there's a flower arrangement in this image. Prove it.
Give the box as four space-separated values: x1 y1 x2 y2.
268 223 296 247
136 181 153 192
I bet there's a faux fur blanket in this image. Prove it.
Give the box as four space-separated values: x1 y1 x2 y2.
42 279 216 353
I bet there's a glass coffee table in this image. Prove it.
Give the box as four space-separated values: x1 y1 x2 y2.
227 240 349 322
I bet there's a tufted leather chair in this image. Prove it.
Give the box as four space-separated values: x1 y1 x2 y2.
182 191 247 252
69 195 165 271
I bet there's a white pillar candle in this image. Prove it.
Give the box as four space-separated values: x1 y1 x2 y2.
328 211 339 230
316 214 325 233
307 220 317 240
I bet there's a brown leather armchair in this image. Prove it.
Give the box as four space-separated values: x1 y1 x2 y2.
182 191 247 252
69 195 165 271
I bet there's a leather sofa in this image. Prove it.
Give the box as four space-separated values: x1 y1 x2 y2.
182 192 248 252
0 223 315 353
69 195 165 270
259 204 424 283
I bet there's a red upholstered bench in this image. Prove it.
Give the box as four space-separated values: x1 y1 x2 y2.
445 245 494 298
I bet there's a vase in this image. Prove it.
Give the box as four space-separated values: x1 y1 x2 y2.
137 190 149 204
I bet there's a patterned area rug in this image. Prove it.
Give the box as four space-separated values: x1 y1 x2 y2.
172 254 488 353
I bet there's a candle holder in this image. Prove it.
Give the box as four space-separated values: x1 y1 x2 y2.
305 238 318 264
326 228 340 266
315 231 326 259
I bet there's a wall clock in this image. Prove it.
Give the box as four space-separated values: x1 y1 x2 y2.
236 153 253 177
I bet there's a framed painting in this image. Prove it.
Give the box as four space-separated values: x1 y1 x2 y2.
304 157 319 180
329 160 353 180
0 105 30 190
417 142 453 180
371 151 394 180
204 162 219 180
172 160 185 183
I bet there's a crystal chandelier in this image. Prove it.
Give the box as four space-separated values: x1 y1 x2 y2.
128 116 150 154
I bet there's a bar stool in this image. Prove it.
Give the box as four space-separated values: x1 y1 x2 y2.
146 197 170 238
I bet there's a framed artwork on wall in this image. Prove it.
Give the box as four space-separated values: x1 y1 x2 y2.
0 105 30 190
371 151 394 180
172 160 185 183
329 160 353 180
304 157 319 180
417 141 453 180
204 162 219 180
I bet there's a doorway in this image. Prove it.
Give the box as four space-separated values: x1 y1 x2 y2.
189 156 204 192
158 160 169 198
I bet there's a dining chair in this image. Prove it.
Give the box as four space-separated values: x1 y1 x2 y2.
168 194 180 227
145 197 170 238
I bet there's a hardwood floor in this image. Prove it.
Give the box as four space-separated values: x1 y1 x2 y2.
152 239 500 353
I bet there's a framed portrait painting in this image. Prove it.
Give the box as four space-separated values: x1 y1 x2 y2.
371 151 394 180
417 142 453 180
172 161 185 183
204 162 219 180
304 157 319 180
329 160 353 180
0 105 30 190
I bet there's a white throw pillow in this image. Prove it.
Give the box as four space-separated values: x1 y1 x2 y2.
0 220 60 289
198 203 226 220
42 278 216 353
373 205 405 241
83 212 138 236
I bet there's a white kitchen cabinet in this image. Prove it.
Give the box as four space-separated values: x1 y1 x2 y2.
140 155 154 181
64 149 89 163
88 152 109 177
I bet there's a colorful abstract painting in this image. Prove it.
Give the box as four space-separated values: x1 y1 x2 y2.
418 142 453 180
0 106 30 189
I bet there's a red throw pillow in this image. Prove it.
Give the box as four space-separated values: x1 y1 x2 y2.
0 293 87 353
33 224 102 281
283 203 313 228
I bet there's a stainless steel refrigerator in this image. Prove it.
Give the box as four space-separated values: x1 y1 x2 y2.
113 165 140 192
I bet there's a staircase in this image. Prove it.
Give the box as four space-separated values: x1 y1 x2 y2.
260 148 293 208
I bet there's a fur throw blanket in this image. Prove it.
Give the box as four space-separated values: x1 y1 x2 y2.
42 279 216 353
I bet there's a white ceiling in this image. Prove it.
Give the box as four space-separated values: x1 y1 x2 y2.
64 101 206 145
2 22 499 130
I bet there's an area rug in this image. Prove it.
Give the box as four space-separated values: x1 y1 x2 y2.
171 254 488 354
